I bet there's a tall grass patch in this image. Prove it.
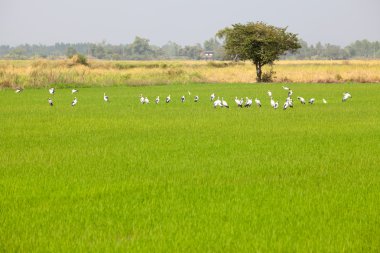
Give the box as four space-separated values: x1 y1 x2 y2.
1 60 380 88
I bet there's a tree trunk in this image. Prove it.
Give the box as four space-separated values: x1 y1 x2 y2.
255 63 262 82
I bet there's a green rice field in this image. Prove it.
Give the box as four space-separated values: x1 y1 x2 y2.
0 83 379 252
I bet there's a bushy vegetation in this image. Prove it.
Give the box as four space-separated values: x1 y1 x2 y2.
261 67 276 82
70 54 88 66
0 83 379 251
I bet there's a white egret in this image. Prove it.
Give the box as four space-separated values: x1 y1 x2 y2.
181 95 185 103
235 97 243 108
210 93 215 101
155 96 160 104
245 97 252 108
309 98 315 104
283 101 289 110
48 98 53 106
49 88 55 94
71 97 77 106
322 98 327 104
213 97 222 108
166 95 171 103
286 97 293 108
297 96 306 104
270 98 275 107
221 97 229 108
72 89 78 94
194 95 199 102
342 92 352 102
104 93 109 102
255 98 261 107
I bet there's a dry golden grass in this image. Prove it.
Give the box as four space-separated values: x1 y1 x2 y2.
1 59 380 88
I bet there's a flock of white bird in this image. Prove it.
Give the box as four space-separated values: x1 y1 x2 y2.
46 87 108 107
14 86 353 109
139 86 352 110
44 87 83 107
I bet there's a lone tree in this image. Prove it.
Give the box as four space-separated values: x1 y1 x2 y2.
217 22 301 82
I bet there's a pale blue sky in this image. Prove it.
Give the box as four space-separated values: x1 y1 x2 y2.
0 0 379 46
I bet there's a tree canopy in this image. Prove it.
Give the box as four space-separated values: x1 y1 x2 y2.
217 22 301 82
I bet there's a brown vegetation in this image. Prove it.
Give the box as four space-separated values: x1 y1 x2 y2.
1 59 379 88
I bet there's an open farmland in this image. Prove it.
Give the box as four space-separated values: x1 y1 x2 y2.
0 83 379 252
1 59 380 88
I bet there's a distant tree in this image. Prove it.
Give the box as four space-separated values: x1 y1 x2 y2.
345 40 380 59
203 37 219 51
322 44 348 59
150 45 165 59
0 45 10 57
66 46 77 58
217 22 301 82
128 36 153 59
7 47 27 59
375 42 380 58
295 39 309 59
179 44 203 60
111 54 121 60
161 41 182 58
203 37 225 60
315 42 323 57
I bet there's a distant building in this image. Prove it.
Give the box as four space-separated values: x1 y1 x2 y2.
201 51 214 60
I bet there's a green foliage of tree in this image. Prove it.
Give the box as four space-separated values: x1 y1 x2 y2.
179 44 203 60
90 44 106 59
7 47 27 59
217 22 301 82
127 37 153 58
346 40 380 58
203 38 219 51
162 41 182 59
66 47 77 58
203 37 225 60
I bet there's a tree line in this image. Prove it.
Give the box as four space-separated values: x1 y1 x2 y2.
285 39 380 60
0 37 224 61
1 37 379 61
